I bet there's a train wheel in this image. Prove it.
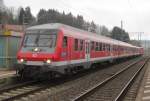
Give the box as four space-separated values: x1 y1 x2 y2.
19 69 28 80
90 64 96 69
65 68 73 76
47 72 61 79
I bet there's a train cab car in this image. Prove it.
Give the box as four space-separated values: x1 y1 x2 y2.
17 24 86 78
16 23 143 78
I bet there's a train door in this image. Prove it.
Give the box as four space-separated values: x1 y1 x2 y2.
109 44 114 63
62 36 69 62
85 40 90 62
110 44 113 57
67 37 72 65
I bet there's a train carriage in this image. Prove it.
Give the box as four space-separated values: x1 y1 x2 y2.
17 23 143 78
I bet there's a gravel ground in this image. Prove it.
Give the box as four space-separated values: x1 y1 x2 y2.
83 58 147 101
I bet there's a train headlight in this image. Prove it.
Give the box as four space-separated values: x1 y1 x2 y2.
34 48 39 52
20 59 24 63
46 59 51 64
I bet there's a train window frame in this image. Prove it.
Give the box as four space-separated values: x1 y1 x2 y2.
23 33 57 47
38 34 56 47
63 36 68 48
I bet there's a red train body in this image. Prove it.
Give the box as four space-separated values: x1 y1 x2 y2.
17 23 144 78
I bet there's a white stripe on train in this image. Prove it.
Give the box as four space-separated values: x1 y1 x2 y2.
23 54 139 66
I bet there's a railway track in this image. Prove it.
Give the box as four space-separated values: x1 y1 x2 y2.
0 57 143 101
0 80 51 101
72 57 149 101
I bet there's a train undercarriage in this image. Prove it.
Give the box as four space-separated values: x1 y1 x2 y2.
16 55 141 80
16 64 85 80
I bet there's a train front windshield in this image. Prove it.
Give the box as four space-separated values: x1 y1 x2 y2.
23 30 57 48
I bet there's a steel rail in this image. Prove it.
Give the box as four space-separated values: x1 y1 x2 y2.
0 79 56 101
114 58 149 101
1 83 51 101
0 80 40 101
72 58 146 101
0 80 37 93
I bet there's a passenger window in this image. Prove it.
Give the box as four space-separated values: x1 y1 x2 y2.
106 44 109 51
105 44 107 51
63 36 67 47
95 42 99 51
108 44 110 51
102 43 105 51
109 45 111 51
75 39 78 51
99 43 102 51
114 45 116 51
115 46 117 51
116 46 118 51
91 41 95 50
80 40 84 51
113 45 115 51
97 43 99 51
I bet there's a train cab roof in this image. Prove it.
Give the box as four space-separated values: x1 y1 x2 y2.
26 23 140 49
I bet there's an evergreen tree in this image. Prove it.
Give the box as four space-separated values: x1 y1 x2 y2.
111 26 130 42
0 10 2 24
37 9 47 24
76 15 84 29
18 7 25 24
24 7 34 24
89 21 96 32
65 12 73 25
95 25 110 36
18 7 34 25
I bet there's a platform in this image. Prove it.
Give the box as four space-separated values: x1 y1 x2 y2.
136 61 150 101
0 70 16 79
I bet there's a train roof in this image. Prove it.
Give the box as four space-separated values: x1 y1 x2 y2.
26 23 141 48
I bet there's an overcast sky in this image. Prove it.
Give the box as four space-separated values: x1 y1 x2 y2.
4 0 150 40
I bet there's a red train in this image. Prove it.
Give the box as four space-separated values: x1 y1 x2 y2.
17 23 144 78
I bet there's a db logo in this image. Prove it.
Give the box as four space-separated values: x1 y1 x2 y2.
32 53 38 57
